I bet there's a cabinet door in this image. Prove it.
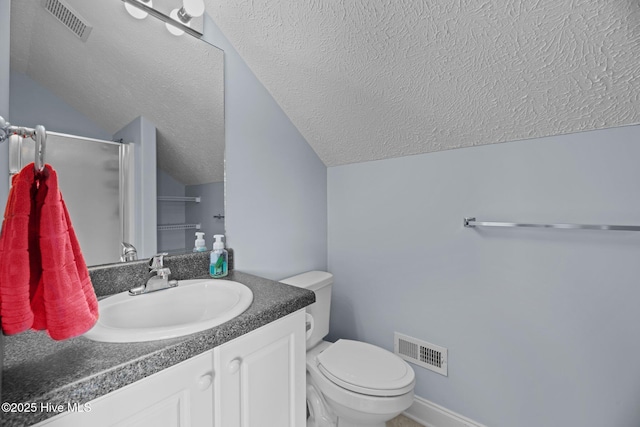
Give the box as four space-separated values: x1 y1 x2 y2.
214 310 306 427
35 350 214 427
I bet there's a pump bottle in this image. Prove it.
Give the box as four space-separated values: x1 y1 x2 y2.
193 232 207 252
210 234 228 278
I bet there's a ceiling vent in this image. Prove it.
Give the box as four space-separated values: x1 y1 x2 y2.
42 0 92 42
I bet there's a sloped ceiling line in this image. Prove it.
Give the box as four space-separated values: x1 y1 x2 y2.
208 0 640 167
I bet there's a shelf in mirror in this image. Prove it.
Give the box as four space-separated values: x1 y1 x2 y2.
158 224 202 231
158 196 201 203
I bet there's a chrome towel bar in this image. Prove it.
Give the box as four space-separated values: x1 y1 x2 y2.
463 217 640 232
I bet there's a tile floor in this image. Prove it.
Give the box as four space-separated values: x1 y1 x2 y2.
386 414 425 427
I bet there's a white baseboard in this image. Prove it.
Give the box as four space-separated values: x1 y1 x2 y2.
403 396 486 427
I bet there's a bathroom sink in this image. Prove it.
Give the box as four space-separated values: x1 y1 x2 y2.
83 279 253 343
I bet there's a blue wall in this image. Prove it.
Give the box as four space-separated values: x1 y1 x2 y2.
327 125 640 427
203 16 328 280
9 72 111 141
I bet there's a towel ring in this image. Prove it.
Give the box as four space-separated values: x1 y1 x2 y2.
34 125 46 173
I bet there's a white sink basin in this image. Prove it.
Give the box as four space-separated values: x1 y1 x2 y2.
83 279 253 343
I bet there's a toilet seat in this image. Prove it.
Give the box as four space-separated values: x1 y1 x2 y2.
317 339 415 397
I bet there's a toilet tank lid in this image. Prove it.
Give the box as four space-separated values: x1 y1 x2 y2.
280 271 333 291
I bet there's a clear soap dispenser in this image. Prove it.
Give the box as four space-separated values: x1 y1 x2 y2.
193 232 207 252
210 234 228 278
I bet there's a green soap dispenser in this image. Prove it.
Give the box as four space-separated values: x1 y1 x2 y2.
210 234 228 278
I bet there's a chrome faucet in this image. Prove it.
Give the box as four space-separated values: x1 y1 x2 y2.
129 253 178 296
120 242 138 262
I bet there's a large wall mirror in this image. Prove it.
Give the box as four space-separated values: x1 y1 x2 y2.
9 0 225 265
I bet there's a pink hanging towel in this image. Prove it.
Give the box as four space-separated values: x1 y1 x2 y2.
32 164 98 340
0 164 40 335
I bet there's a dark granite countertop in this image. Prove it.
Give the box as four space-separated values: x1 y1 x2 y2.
1 267 315 427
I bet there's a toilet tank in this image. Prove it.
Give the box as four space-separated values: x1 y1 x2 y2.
280 271 333 349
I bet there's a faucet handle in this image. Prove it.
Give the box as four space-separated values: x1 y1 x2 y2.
156 267 171 277
149 253 169 270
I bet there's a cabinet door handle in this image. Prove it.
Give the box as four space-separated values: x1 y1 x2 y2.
228 358 241 374
198 373 213 390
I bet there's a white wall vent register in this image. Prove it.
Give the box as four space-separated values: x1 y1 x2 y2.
42 0 93 42
394 332 448 376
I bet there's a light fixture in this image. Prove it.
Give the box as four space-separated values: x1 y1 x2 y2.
124 0 153 20
166 0 205 36
122 0 205 37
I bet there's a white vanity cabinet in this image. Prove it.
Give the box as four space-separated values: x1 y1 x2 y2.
34 350 214 427
33 310 306 427
213 309 306 427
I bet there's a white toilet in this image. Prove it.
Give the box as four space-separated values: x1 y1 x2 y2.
281 271 415 427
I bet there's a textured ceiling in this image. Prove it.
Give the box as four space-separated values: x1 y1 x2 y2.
207 0 640 166
11 0 224 185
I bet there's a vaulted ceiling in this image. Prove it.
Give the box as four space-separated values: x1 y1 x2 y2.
208 0 640 167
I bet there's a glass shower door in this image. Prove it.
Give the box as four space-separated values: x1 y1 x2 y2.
10 132 129 266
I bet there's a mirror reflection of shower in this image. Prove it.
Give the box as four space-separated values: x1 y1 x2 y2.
9 0 225 264
9 130 129 266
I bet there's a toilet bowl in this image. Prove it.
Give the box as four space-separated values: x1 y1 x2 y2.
306 341 415 427
280 271 416 427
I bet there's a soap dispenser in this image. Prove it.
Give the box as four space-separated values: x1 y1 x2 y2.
193 232 207 252
210 234 228 278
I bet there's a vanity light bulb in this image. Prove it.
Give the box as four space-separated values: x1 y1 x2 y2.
166 8 186 36
182 0 205 18
124 0 152 20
